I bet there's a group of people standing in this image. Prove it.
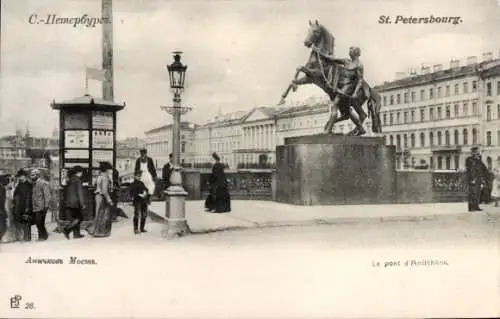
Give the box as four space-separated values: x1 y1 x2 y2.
0 168 51 243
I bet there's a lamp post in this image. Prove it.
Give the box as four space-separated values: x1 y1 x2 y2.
161 51 192 237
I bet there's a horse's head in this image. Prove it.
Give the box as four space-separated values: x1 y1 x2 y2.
304 20 321 48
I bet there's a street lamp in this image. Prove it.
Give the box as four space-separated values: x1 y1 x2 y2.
161 51 192 237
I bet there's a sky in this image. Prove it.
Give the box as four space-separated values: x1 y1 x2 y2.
1 0 499 139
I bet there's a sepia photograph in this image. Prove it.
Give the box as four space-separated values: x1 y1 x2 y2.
0 0 499 317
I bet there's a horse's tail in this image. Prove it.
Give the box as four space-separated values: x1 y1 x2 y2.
367 88 383 134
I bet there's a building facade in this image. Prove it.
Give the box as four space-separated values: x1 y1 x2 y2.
375 54 500 170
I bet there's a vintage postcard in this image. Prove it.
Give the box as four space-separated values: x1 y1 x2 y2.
1 0 499 317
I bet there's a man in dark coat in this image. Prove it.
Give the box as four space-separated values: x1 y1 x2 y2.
162 153 174 191
129 170 149 234
13 169 33 241
466 147 488 212
63 166 86 239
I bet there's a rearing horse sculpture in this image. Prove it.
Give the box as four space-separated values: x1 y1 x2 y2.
279 20 382 136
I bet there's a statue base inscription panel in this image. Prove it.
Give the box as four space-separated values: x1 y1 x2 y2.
276 134 396 205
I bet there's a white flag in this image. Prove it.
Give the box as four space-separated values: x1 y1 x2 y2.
86 67 107 82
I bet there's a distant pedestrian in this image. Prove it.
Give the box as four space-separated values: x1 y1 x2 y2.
129 170 149 234
63 166 86 239
89 162 114 238
13 169 33 242
465 147 488 212
162 153 174 191
204 152 231 213
491 158 500 207
30 168 51 241
135 148 157 202
0 182 6 242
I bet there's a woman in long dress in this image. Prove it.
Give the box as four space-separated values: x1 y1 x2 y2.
90 162 114 237
205 152 231 213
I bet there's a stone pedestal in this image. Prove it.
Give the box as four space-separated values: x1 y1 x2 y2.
276 134 396 205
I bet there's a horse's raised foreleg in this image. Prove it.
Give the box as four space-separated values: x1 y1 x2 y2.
279 67 310 105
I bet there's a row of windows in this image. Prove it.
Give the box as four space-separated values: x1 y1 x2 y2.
386 128 482 149
382 80 481 106
382 101 480 126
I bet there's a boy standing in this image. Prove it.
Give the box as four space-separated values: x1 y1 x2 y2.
129 170 149 234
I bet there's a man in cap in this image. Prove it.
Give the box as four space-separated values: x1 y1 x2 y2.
466 147 488 211
63 166 86 239
129 170 149 234
30 168 51 241
134 148 157 201
13 169 33 241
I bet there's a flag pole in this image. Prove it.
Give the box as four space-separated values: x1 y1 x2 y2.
84 66 89 95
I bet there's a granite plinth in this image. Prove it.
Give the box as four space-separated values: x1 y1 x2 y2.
276 134 396 205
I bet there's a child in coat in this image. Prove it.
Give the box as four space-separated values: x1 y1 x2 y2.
129 170 149 234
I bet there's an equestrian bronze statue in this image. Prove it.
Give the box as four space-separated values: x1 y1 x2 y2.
279 20 382 136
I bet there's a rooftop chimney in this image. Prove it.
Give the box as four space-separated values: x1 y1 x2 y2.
433 64 443 72
466 56 477 65
395 72 406 80
482 52 493 62
450 59 460 69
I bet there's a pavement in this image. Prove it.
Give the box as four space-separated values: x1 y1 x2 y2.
148 200 500 234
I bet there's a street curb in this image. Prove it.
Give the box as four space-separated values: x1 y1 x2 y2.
147 208 485 235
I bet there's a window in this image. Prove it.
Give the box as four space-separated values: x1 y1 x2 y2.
437 106 442 120
420 89 425 101
429 132 434 146
403 134 408 148
411 91 416 102
446 105 451 119
454 130 459 145
472 81 477 92
411 110 415 123
438 156 443 169
486 82 492 96
437 131 442 145
429 88 434 99
383 113 387 126
498 105 500 119
390 135 394 145
454 84 459 95
404 112 408 124
396 135 401 148
420 132 425 147
437 86 442 98
463 102 469 116
429 107 435 120
383 96 387 106
390 95 394 105
420 109 425 122
404 92 409 103
445 130 450 146
430 156 434 169
454 155 460 170
396 112 401 124
446 156 451 170
390 113 394 125
463 129 468 145
472 102 478 116
487 105 492 121
410 133 415 148
454 104 459 117
497 131 500 146
487 131 492 146
472 128 478 144
445 85 450 96
463 82 469 93
396 94 401 104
